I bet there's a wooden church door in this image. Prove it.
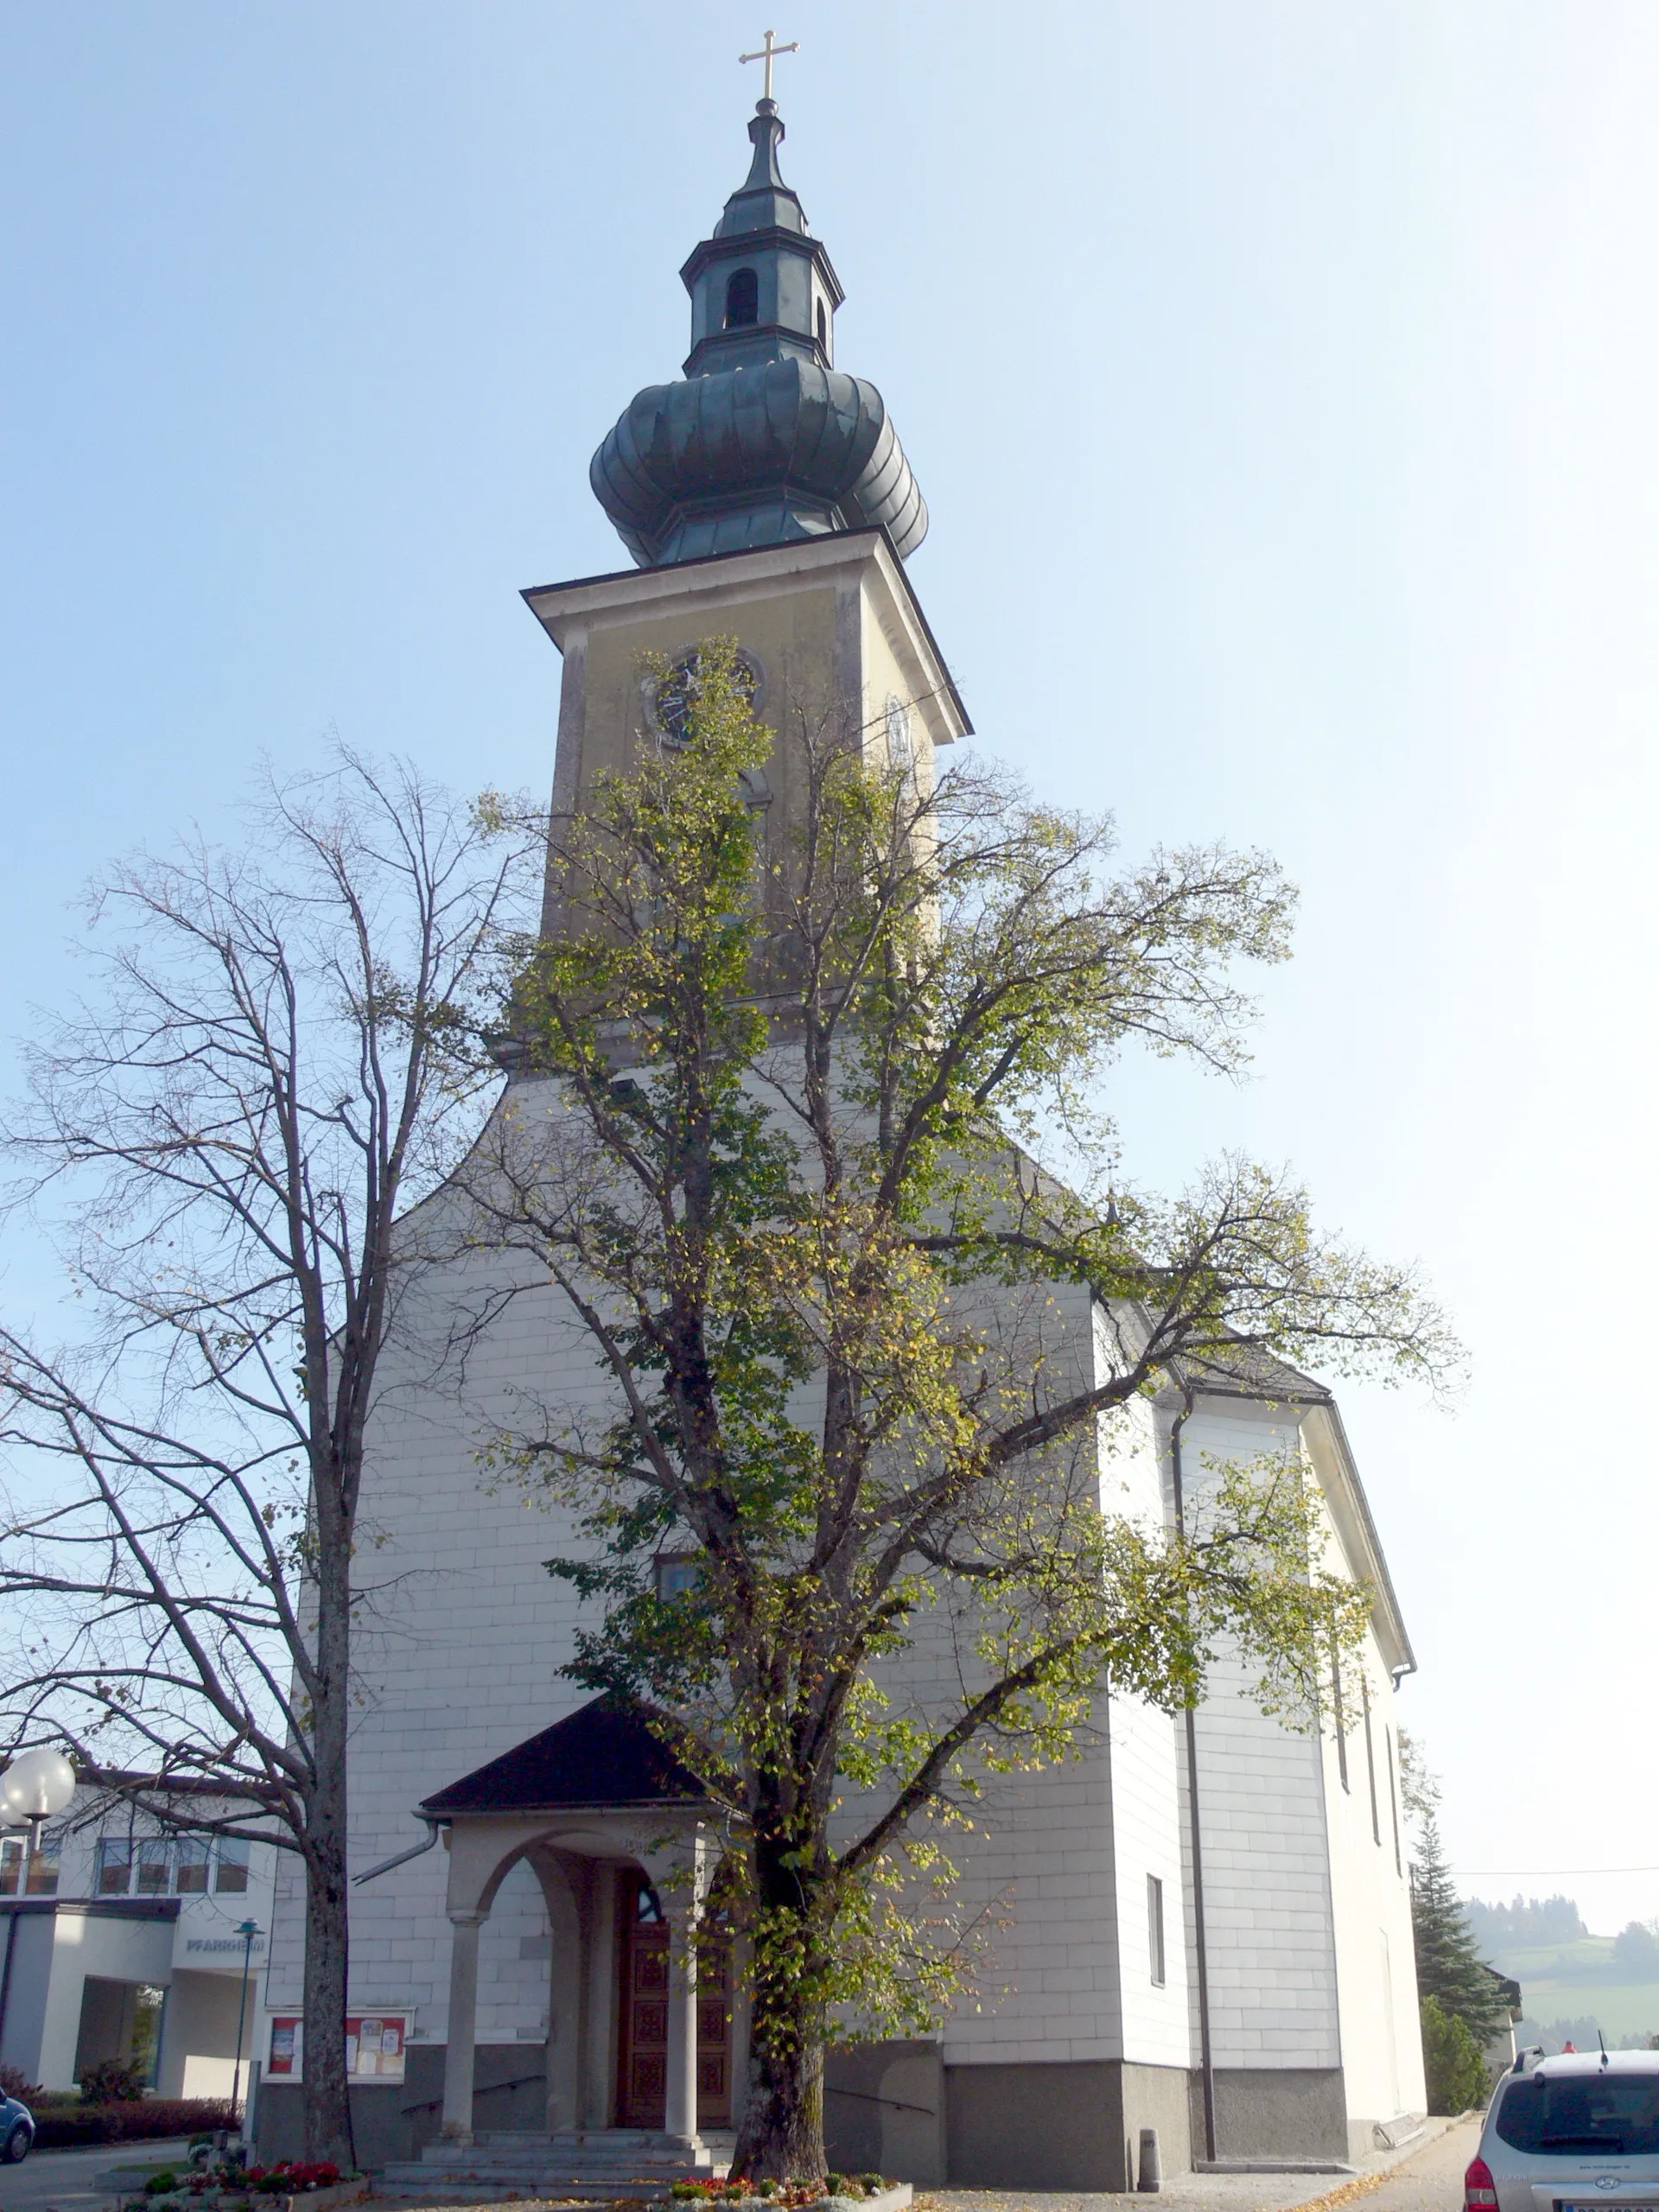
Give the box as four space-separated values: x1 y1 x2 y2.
616 1871 731 2129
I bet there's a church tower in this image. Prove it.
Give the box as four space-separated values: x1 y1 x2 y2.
522 89 971 863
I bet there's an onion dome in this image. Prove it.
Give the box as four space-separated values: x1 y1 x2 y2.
590 99 927 569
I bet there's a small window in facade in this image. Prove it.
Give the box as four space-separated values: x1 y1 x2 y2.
1147 1873 1166 1986
214 1838 251 1895
656 1555 701 1599
885 696 913 770
0 1836 24 1896
724 268 759 329
636 1881 665 1923
95 1837 134 1894
817 300 828 351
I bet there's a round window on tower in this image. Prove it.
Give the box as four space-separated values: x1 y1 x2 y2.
652 646 761 747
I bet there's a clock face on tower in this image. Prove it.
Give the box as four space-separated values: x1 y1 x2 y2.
652 647 759 747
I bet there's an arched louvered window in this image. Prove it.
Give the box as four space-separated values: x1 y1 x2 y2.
817 300 828 352
724 268 759 329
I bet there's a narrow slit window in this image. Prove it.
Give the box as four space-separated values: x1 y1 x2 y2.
817 300 828 351
1147 1873 1166 1987
1361 1681 1381 1847
1385 1728 1403 1876
724 268 759 329
1330 1634 1350 1793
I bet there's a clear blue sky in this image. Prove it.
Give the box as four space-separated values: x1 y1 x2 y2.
5 3 1657 1929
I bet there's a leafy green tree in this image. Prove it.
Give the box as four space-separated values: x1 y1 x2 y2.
1412 1808 1512 2041
1421 1995 1491 2114
476 640 1455 2181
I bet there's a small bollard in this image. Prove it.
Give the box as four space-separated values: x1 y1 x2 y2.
1136 2124 1162 2194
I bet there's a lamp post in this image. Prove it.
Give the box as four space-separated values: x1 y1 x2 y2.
231 1918 262 2126
0 1749 76 2065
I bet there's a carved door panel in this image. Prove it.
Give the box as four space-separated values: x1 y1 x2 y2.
696 1932 731 2127
615 1872 732 2130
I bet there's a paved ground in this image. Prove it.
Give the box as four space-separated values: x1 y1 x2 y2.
0 2141 194 2212
0 2115 1481 2212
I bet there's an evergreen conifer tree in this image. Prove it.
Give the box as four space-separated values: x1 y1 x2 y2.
1412 1808 1511 2039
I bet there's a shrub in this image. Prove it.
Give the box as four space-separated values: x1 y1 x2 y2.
0 2062 44 2101
80 2061 150 2103
145 2174 181 2196
33 2099 239 2150
1422 1994 1491 2115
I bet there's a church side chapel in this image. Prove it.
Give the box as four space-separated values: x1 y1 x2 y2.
256 54 1426 2193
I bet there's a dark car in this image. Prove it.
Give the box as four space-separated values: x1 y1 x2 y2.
0 2092 33 2162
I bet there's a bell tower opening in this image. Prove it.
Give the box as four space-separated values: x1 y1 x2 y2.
724 268 759 329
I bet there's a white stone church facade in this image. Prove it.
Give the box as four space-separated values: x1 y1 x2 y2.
254 93 1427 2192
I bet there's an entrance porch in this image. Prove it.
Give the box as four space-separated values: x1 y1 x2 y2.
413 1700 750 2167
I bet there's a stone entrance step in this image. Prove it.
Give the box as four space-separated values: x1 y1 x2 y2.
376 2130 734 2201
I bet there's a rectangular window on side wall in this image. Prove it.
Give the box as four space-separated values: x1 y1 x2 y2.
0 1837 24 1896
1147 1873 1166 1987
1385 1728 1403 1876
1361 1681 1381 1847
1330 1634 1350 1792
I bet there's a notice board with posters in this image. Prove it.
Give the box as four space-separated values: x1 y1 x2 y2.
265 2014 407 2083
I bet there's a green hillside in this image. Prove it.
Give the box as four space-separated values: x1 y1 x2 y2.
1489 1938 1659 2045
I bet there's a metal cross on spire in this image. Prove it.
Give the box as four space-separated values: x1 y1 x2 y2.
739 28 799 102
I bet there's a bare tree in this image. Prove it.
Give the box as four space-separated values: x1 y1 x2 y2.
0 751 539 2162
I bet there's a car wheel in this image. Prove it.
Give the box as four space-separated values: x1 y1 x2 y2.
3 2123 31 2164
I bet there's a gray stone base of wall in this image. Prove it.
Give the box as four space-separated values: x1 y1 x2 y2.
941 2058 1193 2192
258 2044 1347 2188
1192 2069 1350 2164
255 2044 549 2171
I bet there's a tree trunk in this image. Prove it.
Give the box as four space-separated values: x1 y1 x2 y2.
734 1990 826 2183
302 1817 354 2165
302 1493 355 2168
731 1843 833 2183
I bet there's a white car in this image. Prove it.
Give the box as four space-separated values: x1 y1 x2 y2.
1468 2050 1659 2212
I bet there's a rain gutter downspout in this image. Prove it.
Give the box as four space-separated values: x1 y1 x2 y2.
1171 1393 1217 2164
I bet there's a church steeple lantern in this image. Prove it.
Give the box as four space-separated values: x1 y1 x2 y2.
679 100 843 380
589 90 925 569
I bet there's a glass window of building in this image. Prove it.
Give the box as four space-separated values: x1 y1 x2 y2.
174 1839 210 1893
95 1838 134 1894
135 1839 171 1895
213 1838 251 1894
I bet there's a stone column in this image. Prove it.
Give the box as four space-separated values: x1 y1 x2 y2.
728 1928 753 2133
442 1910 486 2143
662 1900 700 2149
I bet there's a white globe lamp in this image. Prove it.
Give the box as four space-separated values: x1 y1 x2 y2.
0 1747 77 1823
